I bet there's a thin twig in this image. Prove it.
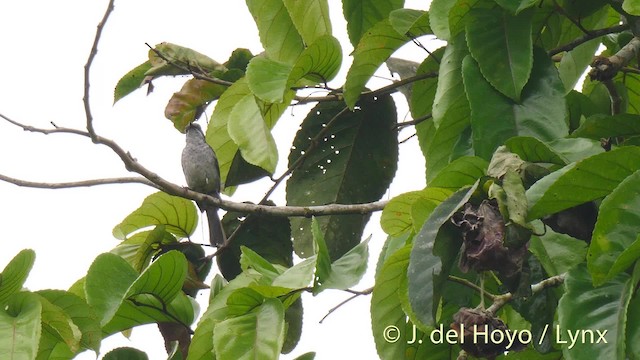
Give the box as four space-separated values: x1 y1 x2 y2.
84 0 116 141
319 287 373 323
393 113 432 130
448 275 497 301
0 174 157 189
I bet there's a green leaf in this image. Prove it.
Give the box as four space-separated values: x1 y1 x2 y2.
344 17 431 108
213 298 285 359
125 251 187 305
282 0 331 43
272 257 317 289
449 0 493 39
426 34 470 180
494 0 538 14
371 245 414 359
558 264 632 360
246 0 304 64
547 137 604 163
112 191 198 240
247 35 342 103
572 114 640 139
429 0 456 40
316 237 369 293
227 92 278 174
505 136 568 165
287 95 397 259
463 48 568 159
627 293 640 359
239 247 281 281
289 35 342 85
527 146 640 220
529 228 588 276
36 290 101 353
623 0 640 15
558 38 601 93
410 47 443 118
208 77 252 188
429 156 488 189
0 292 41 360
293 352 316 360
103 347 149 360
588 170 640 285
342 0 404 46
389 9 429 35
466 8 533 101
146 42 225 77
0 249 35 305
37 295 81 354
113 61 152 104
408 184 477 327
312 218 332 292
381 188 453 236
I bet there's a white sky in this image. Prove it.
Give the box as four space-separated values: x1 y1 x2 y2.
0 1 433 359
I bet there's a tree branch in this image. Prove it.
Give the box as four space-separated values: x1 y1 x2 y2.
0 113 387 217
589 36 640 81
485 273 566 315
0 174 157 189
548 24 629 56
84 0 116 141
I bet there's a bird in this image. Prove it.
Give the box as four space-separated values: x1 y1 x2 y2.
181 122 226 246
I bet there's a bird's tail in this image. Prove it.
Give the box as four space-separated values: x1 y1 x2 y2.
205 207 226 246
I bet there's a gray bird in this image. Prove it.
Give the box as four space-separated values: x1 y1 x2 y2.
181 122 226 246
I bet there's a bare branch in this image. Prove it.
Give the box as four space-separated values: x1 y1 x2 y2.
548 24 629 56
0 174 157 189
1 114 387 217
84 0 116 141
589 36 640 81
319 287 374 323
447 275 497 301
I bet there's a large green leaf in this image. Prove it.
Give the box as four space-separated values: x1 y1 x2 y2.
245 0 304 65
342 0 404 46
428 156 488 189
505 136 568 166
36 290 101 354
494 0 538 14
0 292 42 360
380 188 453 237
409 47 443 119
572 114 640 140
287 95 397 259
207 77 251 188
527 146 640 220
0 249 35 305
425 34 470 181
282 0 331 43
588 170 640 285
463 49 568 159
466 8 533 101
314 233 369 293
86 251 190 331
112 191 197 240
408 184 476 328
529 228 588 277
344 16 431 108
558 264 632 360
213 298 285 359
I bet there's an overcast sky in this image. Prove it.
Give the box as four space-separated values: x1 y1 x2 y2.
0 1 432 358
